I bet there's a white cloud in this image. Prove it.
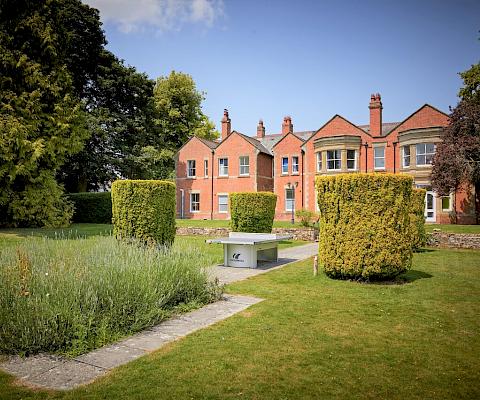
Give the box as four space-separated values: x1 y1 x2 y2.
84 0 224 33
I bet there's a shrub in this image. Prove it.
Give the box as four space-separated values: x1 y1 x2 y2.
410 189 427 251
295 209 318 227
230 192 277 233
68 192 112 224
0 236 222 356
111 180 176 246
316 173 413 280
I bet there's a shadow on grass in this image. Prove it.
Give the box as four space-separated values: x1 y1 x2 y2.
401 269 433 283
414 248 437 253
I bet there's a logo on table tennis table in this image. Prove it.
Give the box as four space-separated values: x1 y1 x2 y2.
229 252 244 262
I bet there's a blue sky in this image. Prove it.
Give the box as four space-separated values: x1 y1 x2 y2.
85 0 479 135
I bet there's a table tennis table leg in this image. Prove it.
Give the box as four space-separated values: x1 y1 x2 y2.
224 244 229 267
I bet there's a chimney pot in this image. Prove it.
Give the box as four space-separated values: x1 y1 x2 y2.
282 115 293 135
257 119 265 139
221 108 231 140
368 93 383 136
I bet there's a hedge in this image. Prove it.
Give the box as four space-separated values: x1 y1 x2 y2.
316 173 413 280
111 180 176 246
410 188 427 251
230 192 277 233
68 192 112 224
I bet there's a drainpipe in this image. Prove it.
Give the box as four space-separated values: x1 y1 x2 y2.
393 141 398 173
301 150 304 209
363 142 368 173
180 189 184 219
211 149 214 220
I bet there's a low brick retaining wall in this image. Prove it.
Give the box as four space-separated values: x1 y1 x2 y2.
427 232 480 249
176 226 318 241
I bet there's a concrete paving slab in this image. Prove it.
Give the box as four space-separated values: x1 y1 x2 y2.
74 344 146 369
120 331 176 352
28 360 104 390
0 354 64 380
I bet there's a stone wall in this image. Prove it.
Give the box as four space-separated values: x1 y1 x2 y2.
176 226 318 241
427 232 480 249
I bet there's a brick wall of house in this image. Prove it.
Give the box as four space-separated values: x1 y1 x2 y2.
175 96 477 225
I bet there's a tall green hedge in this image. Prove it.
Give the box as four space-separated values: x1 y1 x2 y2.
68 192 112 224
316 173 413 280
230 192 277 233
111 180 176 246
410 188 427 251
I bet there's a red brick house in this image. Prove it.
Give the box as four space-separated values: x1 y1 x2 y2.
175 95 477 224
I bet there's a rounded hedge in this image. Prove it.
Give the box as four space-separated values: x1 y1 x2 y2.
69 192 112 224
230 192 277 233
410 188 427 251
111 180 176 246
316 173 413 280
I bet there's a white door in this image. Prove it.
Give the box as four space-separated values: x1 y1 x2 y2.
425 191 436 222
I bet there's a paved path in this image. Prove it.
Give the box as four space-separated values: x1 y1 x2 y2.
1 243 317 391
213 242 318 284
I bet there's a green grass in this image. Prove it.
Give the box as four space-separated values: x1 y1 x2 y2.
1 247 479 399
426 224 480 234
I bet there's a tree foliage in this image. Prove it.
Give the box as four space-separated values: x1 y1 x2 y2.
0 0 90 227
432 62 480 190
153 71 218 149
432 62 480 222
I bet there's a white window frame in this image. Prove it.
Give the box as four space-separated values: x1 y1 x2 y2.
326 149 341 171
316 152 322 172
187 160 196 178
441 194 453 212
239 156 249 176
204 159 208 177
285 188 295 212
374 146 385 170
281 157 289 175
218 194 228 213
416 143 436 166
292 156 299 174
347 149 357 171
402 146 410 168
219 158 229 177
190 192 200 212
314 187 320 212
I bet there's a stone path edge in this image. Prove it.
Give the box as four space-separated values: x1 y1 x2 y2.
0 294 263 391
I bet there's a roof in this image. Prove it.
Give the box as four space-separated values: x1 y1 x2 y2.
236 132 272 155
257 131 315 151
197 137 218 149
357 122 400 136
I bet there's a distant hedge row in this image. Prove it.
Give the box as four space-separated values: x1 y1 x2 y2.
230 192 277 233
112 180 176 246
316 174 418 281
68 192 112 224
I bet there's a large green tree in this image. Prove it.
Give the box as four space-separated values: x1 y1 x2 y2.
432 62 480 223
153 71 218 148
0 0 90 227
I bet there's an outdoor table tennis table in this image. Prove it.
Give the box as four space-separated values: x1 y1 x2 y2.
206 232 293 268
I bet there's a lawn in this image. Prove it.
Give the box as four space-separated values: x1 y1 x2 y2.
1 245 479 399
426 224 480 234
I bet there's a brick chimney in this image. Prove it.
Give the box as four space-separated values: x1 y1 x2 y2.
221 108 231 141
257 119 265 138
369 93 383 136
282 116 293 135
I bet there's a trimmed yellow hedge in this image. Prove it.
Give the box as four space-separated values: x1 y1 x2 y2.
410 188 427 251
316 173 413 280
230 192 277 233
111 180 176 246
